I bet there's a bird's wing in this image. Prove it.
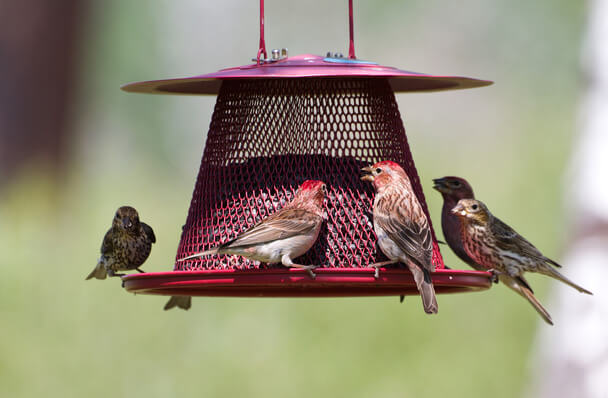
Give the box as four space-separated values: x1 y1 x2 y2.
100 229 113 255
222 208 321 249
491 217 547 263
376 198 433 271
516 274 534 293
142 222 156 243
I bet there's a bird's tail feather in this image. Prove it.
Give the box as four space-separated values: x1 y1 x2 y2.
85 261 107 280
540 266 592 295
177 247 219 262
164 296 192 311
499 275 553 325
409 262 438 314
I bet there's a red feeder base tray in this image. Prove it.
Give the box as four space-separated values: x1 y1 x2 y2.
122 268 492 298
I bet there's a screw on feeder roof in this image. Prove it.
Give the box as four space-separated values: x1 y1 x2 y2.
120 2 494 299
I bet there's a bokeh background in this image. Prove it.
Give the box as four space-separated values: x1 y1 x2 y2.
0 0 600 397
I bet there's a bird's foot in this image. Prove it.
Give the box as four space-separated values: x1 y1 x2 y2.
290 264 318 279
399 295 405 303
367 260 398 279
107 270 125 278
487 269 501 283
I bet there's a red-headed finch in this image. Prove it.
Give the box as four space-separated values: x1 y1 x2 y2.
452 199 592 301
361 161 438 314
434 177 554 324
178 180 326 278
86 206 156 280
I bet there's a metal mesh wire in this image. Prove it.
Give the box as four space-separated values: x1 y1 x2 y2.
175 78 445 271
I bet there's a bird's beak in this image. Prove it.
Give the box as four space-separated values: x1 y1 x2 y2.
451 203 467 217
432 178 448 193
360 166 374 182
122 217 133 228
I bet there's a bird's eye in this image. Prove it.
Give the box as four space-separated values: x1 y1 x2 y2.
452 181 461 187
321 184 327 192
471 204 479 210
115 212 120 219
375 168 382 174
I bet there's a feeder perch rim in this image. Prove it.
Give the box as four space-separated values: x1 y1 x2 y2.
122 267 493 298
121 53 493 95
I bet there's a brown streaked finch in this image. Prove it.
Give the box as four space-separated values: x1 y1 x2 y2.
361 161 438 314
177 180 327 278
452 199 592 303
86 206 156 280
434 177 554 324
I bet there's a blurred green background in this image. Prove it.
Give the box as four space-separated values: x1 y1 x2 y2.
0 0 586 397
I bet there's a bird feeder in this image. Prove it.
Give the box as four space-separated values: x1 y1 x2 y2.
121 0 494 299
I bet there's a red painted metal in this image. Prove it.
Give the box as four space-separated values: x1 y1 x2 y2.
121 56 494 298
121 54 492 95
348 0 356 59
257 0 266 64
175 78 445 272
123 268 492 297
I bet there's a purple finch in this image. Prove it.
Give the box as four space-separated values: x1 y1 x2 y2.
167 180 326 311
452 199 592 305
434 177 554 324
86 206 155 280
168 180 326 311
361 161 438 314
178 180 326 277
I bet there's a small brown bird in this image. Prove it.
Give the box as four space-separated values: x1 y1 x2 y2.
178 180 327 277
452 199 592 303
434 177 554 324
361 161 438 314
86 206 156 280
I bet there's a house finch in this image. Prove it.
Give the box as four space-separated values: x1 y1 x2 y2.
433 177 554 324
452 199 593 302
361 161 438 314
178 180 327 278
86 206 156 280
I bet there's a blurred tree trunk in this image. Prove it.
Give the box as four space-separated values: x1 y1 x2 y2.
530 0 608 397
0 0 83 184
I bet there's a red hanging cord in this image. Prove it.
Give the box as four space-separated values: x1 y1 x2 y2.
257 0 267 64
348 0 356 59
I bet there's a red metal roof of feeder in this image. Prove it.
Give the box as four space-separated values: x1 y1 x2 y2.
121 53 493 95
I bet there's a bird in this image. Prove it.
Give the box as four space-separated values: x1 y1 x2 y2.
433 177 555 324
177 180 327 278
86 206 156 280
361 161 438 314
452 199 592 307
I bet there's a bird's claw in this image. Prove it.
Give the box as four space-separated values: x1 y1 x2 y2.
488 269 500 283
297 264 318 279
107 270 125 278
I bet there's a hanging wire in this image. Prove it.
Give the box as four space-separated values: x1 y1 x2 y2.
257 0 267 64
348 0 356 59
